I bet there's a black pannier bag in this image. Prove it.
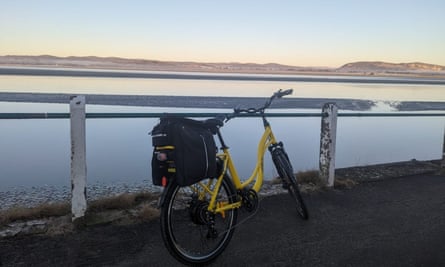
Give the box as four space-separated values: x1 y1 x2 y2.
151 117 217 186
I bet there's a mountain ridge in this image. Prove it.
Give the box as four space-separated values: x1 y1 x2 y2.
1 55 445 76
338 61 445 73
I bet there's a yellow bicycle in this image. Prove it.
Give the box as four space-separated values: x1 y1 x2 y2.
155 89 308 265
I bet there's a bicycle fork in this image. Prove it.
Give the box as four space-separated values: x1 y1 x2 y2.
269 141 291 189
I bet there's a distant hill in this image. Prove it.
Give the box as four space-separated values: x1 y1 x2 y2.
1 55 445 77
337 61 445 74
0 55 330 74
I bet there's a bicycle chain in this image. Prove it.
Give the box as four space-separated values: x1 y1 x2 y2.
217 195 262 238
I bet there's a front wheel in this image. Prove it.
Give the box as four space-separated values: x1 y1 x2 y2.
160 175 238 265
271 147 309 220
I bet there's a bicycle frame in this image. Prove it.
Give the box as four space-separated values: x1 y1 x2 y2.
202 120 279 214
157 89 309 265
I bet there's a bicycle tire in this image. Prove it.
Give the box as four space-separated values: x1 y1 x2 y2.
272 148 309 220
160 175 238 265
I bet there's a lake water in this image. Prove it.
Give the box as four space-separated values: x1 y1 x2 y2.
1 69 445 190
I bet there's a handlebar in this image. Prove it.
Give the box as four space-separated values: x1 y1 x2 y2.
225 89 293 122
275 88 293 98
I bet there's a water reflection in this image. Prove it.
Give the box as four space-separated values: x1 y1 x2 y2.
0 102 444 190
337 116 444 166
0 118 70 188
1 74 445 101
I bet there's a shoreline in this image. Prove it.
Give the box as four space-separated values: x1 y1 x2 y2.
1 66 445 85
0 180 161 211
1 92 445 111
0 92 376 111
0 159 441 212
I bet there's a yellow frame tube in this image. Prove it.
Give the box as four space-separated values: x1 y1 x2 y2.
207 125 279 214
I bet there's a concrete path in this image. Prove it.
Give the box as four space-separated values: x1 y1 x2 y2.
1 174 444 266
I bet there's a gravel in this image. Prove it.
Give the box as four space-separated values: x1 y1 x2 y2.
0 181 162 211
0 180 288 211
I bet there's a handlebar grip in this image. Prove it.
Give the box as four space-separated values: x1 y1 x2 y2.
276 89 293 98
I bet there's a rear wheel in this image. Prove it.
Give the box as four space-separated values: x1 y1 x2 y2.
272 147 309 220
160 175 238 265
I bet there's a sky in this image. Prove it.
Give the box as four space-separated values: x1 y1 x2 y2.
1 0 444 68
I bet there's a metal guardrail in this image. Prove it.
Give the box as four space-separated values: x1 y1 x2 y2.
1 112 445 119
1 98 445 220
0 112 322 119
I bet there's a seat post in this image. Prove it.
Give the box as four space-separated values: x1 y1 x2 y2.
216 128 228 149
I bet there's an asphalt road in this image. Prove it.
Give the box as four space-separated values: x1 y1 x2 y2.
1 174 444 266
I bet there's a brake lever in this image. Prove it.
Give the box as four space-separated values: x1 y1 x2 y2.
234 106 241 114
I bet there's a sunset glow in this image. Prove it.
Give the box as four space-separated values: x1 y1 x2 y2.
1 0 444 67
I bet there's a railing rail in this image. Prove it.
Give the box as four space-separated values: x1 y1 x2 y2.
1 112 445 120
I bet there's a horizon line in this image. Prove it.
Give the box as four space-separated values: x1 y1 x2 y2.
2 54 445 70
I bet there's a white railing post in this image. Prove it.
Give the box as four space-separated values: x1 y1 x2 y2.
319 103 338 187
70 96 87 222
